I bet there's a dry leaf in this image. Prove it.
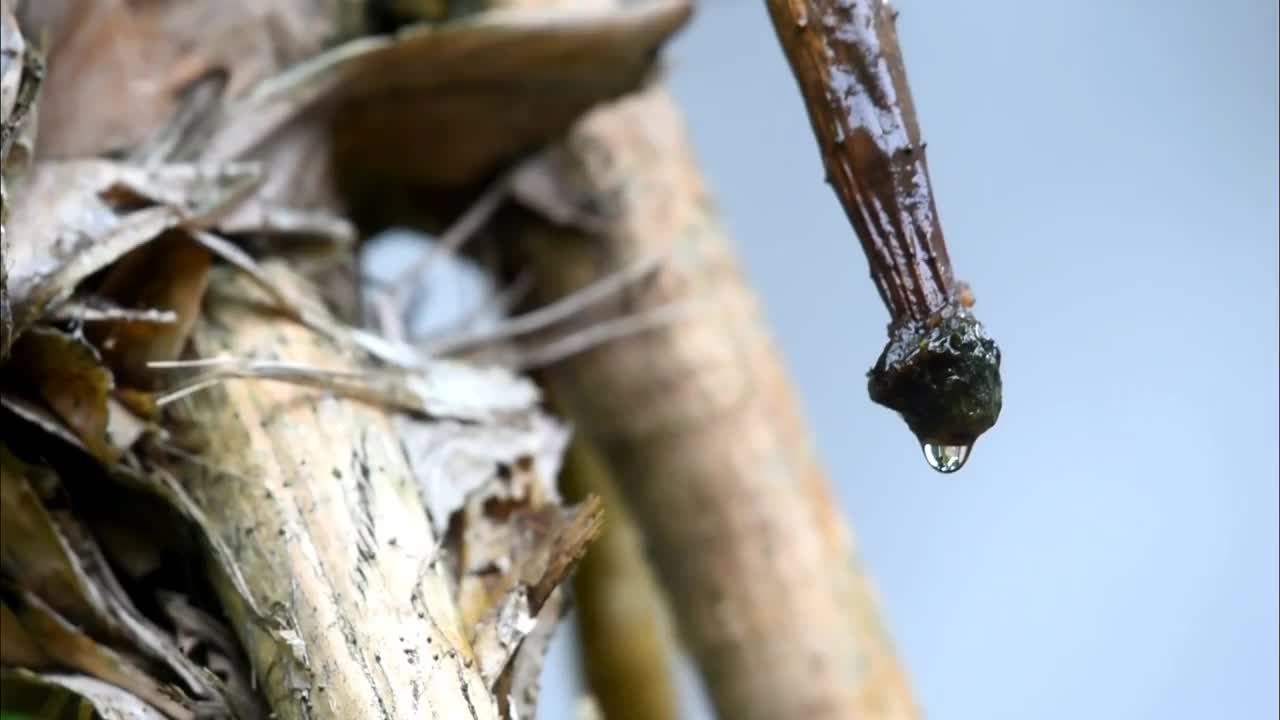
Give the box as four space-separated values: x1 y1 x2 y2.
23 0 333 159
9 327 116 461
395 401 600 693
0 603 49 668
471 588 538 686
494 586 568 720
5 326 156 462
1 586 195 719
0 160 259 355
0 446 245 716
0 445 117 636
0 0 40 175
89 231 212 388
1 1 42 356
468 498 602 687
1 669 171 720
104 397 151 462
398 411 567 537
158 592 267 720
1 391 88 451
201 0 692 206
0 3 26 124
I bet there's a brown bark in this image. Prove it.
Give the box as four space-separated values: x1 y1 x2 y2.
765 0 1004 457
764 0 954 323
499 83 918 719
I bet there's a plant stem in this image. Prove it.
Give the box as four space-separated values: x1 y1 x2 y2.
765 0 1004 451
765 0 955 323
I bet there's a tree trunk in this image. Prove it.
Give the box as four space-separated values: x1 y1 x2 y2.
501 83 919 719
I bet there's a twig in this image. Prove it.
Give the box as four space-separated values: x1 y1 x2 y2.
421 255 664 356
190 230 423 368
512 300 698 371
390 177 510 312
150 358 411 411
765 0 1003 451
764 0 953 322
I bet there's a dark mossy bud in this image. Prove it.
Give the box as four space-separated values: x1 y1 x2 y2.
867 304 1002 448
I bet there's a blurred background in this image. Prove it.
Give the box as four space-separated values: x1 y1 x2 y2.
384 0 1278 717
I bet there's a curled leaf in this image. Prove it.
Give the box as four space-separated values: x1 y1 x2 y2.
1 588 195 719
0 445 114 637
9 327 116 462
1 160 258 355
89 232 212 387
1 1 41 174
0 6 27 124
203 0 693 198
0 391 87 452
0 446 237 712
0 669 169 720
23 0 332 160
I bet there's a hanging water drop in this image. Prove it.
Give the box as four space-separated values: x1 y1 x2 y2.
921 442 971 474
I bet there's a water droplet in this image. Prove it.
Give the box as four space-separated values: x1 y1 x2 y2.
921 442 971 474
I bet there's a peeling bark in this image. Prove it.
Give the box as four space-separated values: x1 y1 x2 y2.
167 266 501 720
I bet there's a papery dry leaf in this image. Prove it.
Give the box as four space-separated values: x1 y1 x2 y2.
330 0 692 193
460 497 602 629
9 327 116 461
493 586 567 720
0 445 115 636
220 201 356 247
1 586 195 719
148 259 542 415
1 3 25 123
1 0 42 354
398 412 567 538
0 446 240 715
1 602 49 667
200 0 691 214
186 233 425 368
24 0 334 159
394 403 598 693
0 0 40 173
25 0 168 158
1 668 170 720
1 391 88 451
471 589 538 687
49 508 227 714
6 326 155 461
158 592 267 720
89 232 212 388
469 499 603 687
1 160 259 355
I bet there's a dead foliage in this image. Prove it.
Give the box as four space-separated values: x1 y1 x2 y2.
0 0 691 717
